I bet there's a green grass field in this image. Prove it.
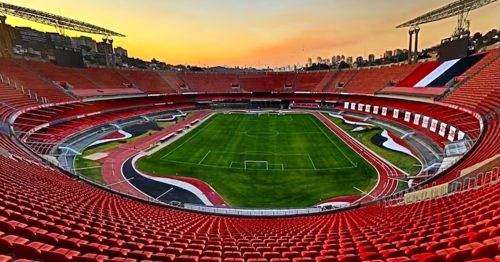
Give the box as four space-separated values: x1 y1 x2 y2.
137 113 378 208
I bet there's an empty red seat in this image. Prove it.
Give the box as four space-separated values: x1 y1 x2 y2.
41 248 80 262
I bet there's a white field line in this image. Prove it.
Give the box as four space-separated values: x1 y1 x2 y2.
161 158 356 171
309 116 357 167
308 154 317 170
197 151 211 165
160 114 216 160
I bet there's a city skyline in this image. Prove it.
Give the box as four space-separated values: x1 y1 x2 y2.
3 0 499 68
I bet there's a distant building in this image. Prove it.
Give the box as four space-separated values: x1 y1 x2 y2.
72 36 98 53
384 50 393 59
356 56 364 64
307 57 312 67
114 46 128 58
393 49 404 56
346 57 353 65
368 54 375 63
15 27 47 50
46 32 72 49
316 56 322 64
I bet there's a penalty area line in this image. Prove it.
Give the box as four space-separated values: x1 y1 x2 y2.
197 151 211 165
307 154 317 170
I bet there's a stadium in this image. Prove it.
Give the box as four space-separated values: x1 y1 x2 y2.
0 0 499 261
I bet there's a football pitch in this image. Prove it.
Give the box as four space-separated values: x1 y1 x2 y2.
136 113 377 208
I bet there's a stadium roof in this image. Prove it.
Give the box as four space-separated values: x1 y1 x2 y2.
397 0 498 28
0 1 125 37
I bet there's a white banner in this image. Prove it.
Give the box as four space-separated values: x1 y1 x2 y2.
365 105 371 113
358 104 364 111
448 126 456 142
458 131 465 140
393 109 399 119
350 103 356 110
382 107 387 116
404 112 411 122
422 116 430 128
413 114 421 125
430 119 438 132
344 102 350 109
439 123 447 137
373 106 379 115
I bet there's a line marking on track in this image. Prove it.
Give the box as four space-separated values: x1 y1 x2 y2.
156 187 173 200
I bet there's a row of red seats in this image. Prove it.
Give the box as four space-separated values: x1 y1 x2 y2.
443 49 500 114
0 58 72 103
0 146 498 262
0 82 37 121
2 57 425 98
343 64 421 95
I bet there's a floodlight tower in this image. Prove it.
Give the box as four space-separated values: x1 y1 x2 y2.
101 35 116 68
397 0 498 63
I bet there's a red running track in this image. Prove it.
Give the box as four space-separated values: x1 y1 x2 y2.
313 112 403 203
99 111 228 206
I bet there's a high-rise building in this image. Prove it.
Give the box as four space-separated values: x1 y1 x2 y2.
346 57 353 65
355 56 364 66
368 54 375 63
384 50 393 59
307 58 312 66
316 57 322 64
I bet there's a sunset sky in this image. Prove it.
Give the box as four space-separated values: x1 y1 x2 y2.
3 0 499 68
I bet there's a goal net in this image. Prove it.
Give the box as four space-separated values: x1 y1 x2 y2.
244 160 269 170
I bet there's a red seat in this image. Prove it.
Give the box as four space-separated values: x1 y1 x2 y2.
0 235 29 253
12 241 54 260
41 248 80 262
0 255 12 262
175 255 199 262
72 253 109 262
199 257 222 262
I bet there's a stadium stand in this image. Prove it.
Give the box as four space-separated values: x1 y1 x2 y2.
397 61 443 87
293 72 328 92
442 49 500 114
16 59 100 90
323 70 358 92
159 72 188 92
182 73 239 93
0 47 498 261
0 58 73 103
340 64 420 95
0 141 498 261
120 70 178 94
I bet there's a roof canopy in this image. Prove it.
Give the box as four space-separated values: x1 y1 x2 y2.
0 1 125 37
397 0 498 28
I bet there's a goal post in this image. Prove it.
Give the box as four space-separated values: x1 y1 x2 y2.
244 160 269 170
